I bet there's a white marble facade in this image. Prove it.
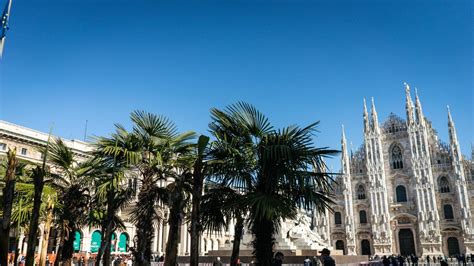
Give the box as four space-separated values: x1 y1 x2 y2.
330 84 474 258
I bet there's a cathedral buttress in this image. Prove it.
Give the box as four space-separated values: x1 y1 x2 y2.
341 125 357 255
364 98 393 255
406 84 442 255
447 106 473 252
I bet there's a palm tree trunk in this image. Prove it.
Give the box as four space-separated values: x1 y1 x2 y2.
95 222 112 266
26 167 46 266
0 149 18 266
230 215 244 266
53 229 65 266
102 223 114 266
251 218 275 266
97 174 119 266
164 191 185 266
60 230 75 266
190 161 204 266
13 234 20 266
133 175 156 266
39 203 54 266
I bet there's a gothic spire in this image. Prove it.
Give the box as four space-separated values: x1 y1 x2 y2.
414 88 425 124
404 82 415 125
447 105 461 160
363 98 370 133
341 125 350 174
371 97 379 131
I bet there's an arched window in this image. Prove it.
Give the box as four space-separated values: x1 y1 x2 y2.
73 231 82 252
396 185 407 202
118 233 129 252
90 230 102 253
391 145 403 169
359 210 367 224
439 176 450 193
357 185 366 200
444 204 454 220
334 212 342 225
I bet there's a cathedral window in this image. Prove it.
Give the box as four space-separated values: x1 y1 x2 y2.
444 204 454 220
334 212 342 225
357 185 366 200
390 145 404 169
396 185 407 202
359 210 367 224
439 176 450 193
335 240 344 251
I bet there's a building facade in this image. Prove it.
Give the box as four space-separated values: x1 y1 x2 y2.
330 84 474 257
0 120 232 257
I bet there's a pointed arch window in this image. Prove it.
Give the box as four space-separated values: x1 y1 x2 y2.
359 210 367 224
439 176 450 193
390 145 404 169
444 204 454 220
396 185 407 202
357 185 366 200
334 212 342 225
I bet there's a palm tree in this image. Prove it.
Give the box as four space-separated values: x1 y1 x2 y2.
0 148 19 266
43 138 93 266
88 173 133 266
25 161 50 266
93 123 142 266
209 102 338 266
189 135 210 266
38 187 57 266
200 185 246 266
12 177 56 266
100 111 195 265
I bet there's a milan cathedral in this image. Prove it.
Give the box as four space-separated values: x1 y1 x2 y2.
331 83 474 257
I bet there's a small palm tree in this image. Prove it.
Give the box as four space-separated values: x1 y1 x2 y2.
37 138 92 266
0 148 19 266
25 156 50 266
200 185 247 266
209 102 338 266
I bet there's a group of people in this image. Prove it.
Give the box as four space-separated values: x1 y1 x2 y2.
270 248 335 266
69 255 134 266
371 253 473 266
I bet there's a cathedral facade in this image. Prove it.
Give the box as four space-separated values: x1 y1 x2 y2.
330 84 474 258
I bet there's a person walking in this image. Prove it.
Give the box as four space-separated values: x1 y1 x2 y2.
213 257 223 266
318 249 335 266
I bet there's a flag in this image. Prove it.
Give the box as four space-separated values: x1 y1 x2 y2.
0 0 12 58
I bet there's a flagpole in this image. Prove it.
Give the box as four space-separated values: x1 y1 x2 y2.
0 0 12 58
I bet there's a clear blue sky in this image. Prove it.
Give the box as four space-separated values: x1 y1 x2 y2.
0 0 472 168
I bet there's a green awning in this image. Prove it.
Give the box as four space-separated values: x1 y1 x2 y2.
90 230 102 253
73 231 81 252
118 233 128 252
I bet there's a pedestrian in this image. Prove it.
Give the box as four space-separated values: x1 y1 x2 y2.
319 248 335 266
304 256 312 266
213 257 223 266
272 252 284 266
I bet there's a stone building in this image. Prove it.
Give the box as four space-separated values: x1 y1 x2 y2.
330 84 474 257
0 120 232 257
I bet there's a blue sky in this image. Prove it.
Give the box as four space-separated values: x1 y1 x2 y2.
0 0 472 168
